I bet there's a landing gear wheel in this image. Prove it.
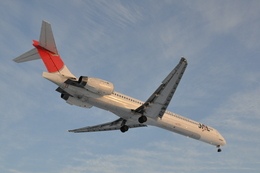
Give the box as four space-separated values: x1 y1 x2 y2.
120 125 129 133
138 115 147 124
217 148 222 152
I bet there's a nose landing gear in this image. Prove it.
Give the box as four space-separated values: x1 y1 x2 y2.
217 145 222 152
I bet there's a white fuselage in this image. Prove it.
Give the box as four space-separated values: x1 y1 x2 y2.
14 21 226 151
58 82 226 148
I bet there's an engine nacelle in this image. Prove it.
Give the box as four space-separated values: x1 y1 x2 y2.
78 76 114 95
65 95 92 108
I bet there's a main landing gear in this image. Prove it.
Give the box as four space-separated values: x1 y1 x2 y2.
120 115 147 133
138 115 147 124
120 125 129 133
120 119 128 133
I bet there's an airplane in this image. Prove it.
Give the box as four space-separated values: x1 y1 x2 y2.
13 21 226 152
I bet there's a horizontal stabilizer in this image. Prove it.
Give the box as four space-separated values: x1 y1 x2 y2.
13 48 40 63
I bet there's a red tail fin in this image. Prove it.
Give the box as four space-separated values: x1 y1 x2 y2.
33 40 64 73
13 21 76 79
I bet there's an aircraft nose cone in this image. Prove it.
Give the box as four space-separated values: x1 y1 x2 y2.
223 138 227 146
221 137 226 146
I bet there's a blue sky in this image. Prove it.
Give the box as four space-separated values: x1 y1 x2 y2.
1 0 260 172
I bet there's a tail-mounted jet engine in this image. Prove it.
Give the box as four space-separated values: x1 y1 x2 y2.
78 76 114 95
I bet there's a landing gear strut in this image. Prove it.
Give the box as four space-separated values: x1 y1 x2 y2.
138 115 147 124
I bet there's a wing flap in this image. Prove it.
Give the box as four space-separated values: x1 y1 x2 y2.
68 118 146 133
134 57 188 119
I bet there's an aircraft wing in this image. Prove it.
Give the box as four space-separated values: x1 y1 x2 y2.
68 118 146 133
134 57 188 119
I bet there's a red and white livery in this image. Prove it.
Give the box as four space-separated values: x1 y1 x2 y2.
14 21 226 152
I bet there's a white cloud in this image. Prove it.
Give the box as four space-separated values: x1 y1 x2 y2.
188 0 260 50
187 1 247 33
204 87 260 127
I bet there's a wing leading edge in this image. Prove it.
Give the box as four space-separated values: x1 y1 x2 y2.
134 57 188 119
68 118 146 133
